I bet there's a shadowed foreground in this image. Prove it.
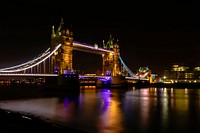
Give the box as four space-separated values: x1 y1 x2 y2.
0 86 86 133
0 109 87 133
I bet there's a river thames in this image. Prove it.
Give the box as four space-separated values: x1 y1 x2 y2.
0 86 200 133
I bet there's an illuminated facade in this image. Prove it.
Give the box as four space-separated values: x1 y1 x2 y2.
163 63 200 83
51 18 73 75
137 66 153 83
102 34 121 76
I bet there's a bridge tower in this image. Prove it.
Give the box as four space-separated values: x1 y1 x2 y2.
50 18 73 75
102 34 121 76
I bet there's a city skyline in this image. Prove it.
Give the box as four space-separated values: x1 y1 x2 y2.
0 1 200 76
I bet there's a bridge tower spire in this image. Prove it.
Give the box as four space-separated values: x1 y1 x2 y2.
50 18 74 75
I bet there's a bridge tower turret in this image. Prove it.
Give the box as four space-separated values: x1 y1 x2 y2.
102 35 121 76
50 18 73 74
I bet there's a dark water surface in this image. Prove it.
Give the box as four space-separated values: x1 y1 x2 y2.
0 87 200 133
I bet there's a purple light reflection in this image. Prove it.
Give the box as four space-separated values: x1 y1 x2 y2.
99 89 111 112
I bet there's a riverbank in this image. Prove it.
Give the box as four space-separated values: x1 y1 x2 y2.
0 108 87 133
0 86 87 133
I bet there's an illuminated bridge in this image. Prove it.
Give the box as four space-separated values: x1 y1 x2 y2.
0 18 151 87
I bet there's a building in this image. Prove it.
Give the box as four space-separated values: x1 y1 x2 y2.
163 63 200 83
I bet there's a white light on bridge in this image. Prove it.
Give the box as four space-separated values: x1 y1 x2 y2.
73 41 114 53
0 44 61 73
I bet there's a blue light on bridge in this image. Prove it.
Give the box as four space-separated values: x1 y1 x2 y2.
105 70 111 76
100 76 111 85
53 66 59 74
64 70 78 78
63 70 75 75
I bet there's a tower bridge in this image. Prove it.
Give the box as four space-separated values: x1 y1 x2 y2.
0 18 151 88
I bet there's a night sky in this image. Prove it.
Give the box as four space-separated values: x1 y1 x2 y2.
0 1 200 76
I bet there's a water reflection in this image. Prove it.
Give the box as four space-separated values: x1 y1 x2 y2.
92 89 123 133
0 87 200 132
97 89 111 113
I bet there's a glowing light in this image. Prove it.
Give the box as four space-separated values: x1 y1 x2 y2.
94 43 98 49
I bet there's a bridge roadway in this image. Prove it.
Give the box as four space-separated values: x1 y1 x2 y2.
0 73 151 88
0 73 141 81
0 73 140 79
